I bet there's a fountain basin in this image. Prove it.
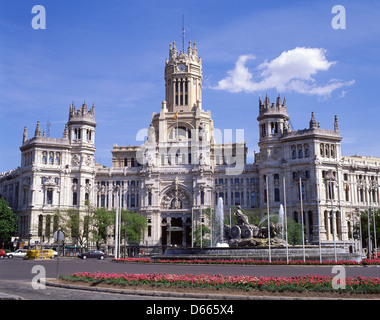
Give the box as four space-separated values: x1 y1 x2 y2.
152 246 362 263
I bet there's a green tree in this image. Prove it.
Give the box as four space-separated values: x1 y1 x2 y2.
120 209 148 244
353 209 380 254
285 218 304 245
92 207 114 249
0 197 17 244
54 209 87 247
191 207 211 247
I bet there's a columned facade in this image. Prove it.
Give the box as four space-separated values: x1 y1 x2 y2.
1 41 379 255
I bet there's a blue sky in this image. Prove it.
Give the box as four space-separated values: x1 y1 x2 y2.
1 0 380 171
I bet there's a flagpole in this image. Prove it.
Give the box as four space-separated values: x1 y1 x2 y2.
266 176 271 262
299 176 306 262
316 178 322 263
283 176 289 264
177 114 179 142
115 187 119 259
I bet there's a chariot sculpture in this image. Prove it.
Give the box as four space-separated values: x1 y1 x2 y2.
224 206 287 247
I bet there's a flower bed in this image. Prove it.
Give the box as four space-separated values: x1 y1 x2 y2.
61 272 380 294
112 257 380 265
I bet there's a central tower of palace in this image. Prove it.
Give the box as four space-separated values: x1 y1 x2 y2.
164 40 203 113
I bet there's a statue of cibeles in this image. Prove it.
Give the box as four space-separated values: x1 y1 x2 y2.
234 205 249 225
225 206 285 247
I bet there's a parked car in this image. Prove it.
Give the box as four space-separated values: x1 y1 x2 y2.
78 250 107 260
0 249 6 259
6 249 27 259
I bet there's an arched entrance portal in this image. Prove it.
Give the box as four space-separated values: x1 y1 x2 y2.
160 179 193 247
161 213 192 247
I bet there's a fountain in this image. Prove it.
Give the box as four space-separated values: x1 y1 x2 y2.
154 206 362 262
213 197 228 247
278 204 284 240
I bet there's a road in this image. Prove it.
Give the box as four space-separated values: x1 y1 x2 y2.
1 257 379 300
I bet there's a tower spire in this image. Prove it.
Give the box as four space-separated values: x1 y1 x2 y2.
309 112 317 129
23 126 28 143
34 121 41 137
334 115 339 133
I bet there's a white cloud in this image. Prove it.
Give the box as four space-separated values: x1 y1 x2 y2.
213 47 355 97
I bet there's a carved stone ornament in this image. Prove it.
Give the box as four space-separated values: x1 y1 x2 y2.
72 154 81 166
160 187 190 209
271 148 280 160
85 155 92 166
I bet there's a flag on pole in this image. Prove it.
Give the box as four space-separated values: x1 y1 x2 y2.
173 112 178 120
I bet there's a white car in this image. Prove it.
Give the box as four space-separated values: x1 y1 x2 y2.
6 249 27 259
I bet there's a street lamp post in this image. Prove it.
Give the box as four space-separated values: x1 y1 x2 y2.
371 183 379 257
325 170 337 262
265 176 271 262
113 185 121 259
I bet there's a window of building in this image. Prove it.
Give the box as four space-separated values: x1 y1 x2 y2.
49 152 54 164
148 192 152 206
251 191 256 207
42 152 47 164
274 188 280 202
73 192 78 206
201 191 205 205
38 215 43 237
234 192 240 205
55 152 60 165
131 194 136 207
47 189 53 205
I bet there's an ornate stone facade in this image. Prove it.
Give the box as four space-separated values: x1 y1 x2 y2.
1 41 379 254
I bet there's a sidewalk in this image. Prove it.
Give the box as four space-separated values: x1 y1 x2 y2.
0 292 23 300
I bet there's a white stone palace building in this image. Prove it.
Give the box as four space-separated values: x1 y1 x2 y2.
1 40 379 253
